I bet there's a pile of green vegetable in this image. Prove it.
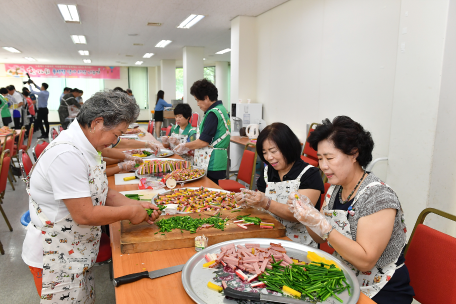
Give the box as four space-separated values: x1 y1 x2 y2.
236 214 262 225
155 213 228 234
259 259 350 303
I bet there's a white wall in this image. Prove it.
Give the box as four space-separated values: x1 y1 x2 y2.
160 60 176 102
255 0 402 181
216 61 229 107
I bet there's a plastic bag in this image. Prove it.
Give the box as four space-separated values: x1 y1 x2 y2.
138 178 165 190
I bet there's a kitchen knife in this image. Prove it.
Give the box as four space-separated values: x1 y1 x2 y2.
113 264 184 287
224 287 311 304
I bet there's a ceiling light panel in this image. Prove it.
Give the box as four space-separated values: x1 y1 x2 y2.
177 14 204 29
78 50 89 56
3 47 21 53
24 57 36 61
155 40 172 48
83 59 91 63
135 61 143 65
216 48 231 54
58 4 80 23
143 53 154 58
71 35 87 44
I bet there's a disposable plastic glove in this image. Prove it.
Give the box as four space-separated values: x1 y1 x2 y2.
124 149 141 155
173 143 190 155
160 136 169 145
168 137 180 146
117 161 136 172
124 153 144 164
239 189 268 208
287 192 332 239
145 141 161 155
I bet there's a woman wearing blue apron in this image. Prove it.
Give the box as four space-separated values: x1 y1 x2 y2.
287 116 414 303
173 79 230 185
236 123 325 248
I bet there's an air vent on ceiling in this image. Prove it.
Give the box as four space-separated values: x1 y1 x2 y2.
133 43 143 46
147 22 162 26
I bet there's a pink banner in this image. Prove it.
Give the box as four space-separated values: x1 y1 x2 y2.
4 64 120 79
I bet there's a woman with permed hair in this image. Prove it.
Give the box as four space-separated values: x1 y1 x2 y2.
235 122 325 247
22 91 161 303
287 116 414 303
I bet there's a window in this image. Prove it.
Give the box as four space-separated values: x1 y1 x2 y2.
65 78 104 107
128 67 149 109
175 66 216 100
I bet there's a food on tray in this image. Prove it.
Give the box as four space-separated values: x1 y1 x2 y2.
233 214 275 230
154 187 238 213
163 168 205 182
137 160 191 175
159 152 169 157
0 126 14 134
155 213 228 234
132 150 153 157
206 243 348 303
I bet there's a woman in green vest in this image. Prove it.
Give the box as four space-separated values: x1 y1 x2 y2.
173 79 230 185
0 88 12 127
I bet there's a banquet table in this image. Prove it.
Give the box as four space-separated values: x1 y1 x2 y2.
0 130 22 143
108 130 376 304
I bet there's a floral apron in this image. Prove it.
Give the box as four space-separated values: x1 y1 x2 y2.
193 108 230 170
264 165 317 248
25 141 108 303
322 182 405 298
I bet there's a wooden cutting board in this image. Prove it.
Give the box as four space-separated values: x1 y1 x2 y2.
120 208 286 254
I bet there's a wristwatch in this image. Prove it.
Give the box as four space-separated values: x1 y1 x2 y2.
321 227 334 241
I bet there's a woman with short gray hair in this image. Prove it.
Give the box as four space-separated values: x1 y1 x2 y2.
22 91 161 303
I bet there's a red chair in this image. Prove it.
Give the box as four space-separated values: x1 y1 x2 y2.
301 123 319 167
161 125 172 136
59 125 64 133
404 208 456 304
319 183 334 254
219 143 257 192
21 123 34 152
0 149 13 232
32 139 49 161
13 126 26 160
0 133 13 155
95 233 112 263
190 112 199 128
19 150 33 180
5 133 16 190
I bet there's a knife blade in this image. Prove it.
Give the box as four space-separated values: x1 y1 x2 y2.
113 264 184 287
224 287 311 304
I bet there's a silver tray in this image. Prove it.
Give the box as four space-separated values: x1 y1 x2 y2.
156 148 174 158
182 238 360 304
134 163 203 181
151 187 236 214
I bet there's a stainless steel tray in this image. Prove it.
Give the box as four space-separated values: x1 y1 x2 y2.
134 163 204 182
182 238 360 304
151 187 236 214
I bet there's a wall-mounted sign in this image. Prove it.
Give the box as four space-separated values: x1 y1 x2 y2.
4 64 120 79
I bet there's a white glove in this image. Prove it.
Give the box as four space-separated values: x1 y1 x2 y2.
168 137 180 146
160 136 169 145
124 153 144 164
173 143 190 155
145 141 162 154
118 161 136 172
287 192 332 238
236 189 267 208
124 149 141 155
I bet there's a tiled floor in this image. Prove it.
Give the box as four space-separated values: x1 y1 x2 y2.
0 131 116 304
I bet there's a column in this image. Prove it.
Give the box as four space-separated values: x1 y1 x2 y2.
148 67 157 114
155 66 161 95
183 46 204 115
230 16 257 105
216 61 229 109
160 60 175 101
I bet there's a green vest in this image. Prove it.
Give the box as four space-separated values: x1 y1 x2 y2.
171 124 197 141
0 95 11 118
199 103 231 171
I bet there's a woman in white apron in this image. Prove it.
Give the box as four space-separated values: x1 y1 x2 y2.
236 123 325 248
161 104 196 163
22 91 161 303
287 116 414 303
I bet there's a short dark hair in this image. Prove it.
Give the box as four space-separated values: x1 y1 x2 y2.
23 90 30 97
64 87 71 92
42 83 48 90
190 79 218 101
0 88 8 94
71 88 80 93
113 87 126 93
256 122 301 166
22 87 30 93
7 85 15 91
308 116 374 168
126 89 132 94
173 103 192 120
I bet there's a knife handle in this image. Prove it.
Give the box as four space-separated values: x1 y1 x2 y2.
113 271 149 287
224 287 261 301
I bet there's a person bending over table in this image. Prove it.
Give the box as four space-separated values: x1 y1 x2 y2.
173 79 230 185
154 90 172 138
287 116 414 303
235 122 324 248
161 103 196 163
22 91 161 303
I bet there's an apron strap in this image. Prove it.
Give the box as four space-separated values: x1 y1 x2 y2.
209 108 230 147
296 164 313 180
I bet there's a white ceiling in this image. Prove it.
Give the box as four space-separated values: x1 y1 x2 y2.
0 0 288 67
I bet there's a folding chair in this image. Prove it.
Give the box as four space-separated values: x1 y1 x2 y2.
0 149 13 232
32 139 49 161
19 149 33 180
190 112 199 128
404 208 456 304
219 143 257 192
13 126 26 161
22 123 34 151
301 123 319 167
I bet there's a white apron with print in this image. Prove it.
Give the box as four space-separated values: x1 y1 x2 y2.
193 108 230 170
170 131 193 164
264 165 317 248
25 141 108 304
322 182 405 298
